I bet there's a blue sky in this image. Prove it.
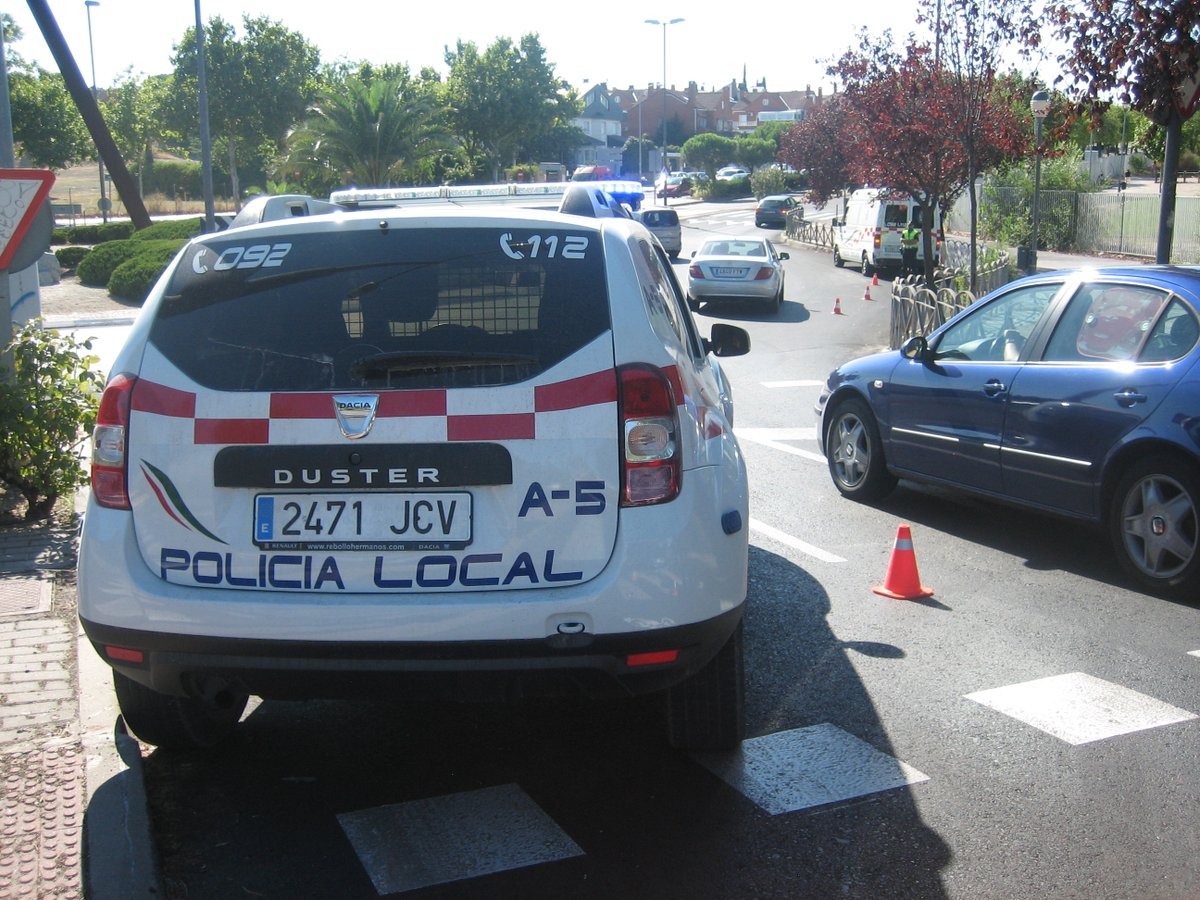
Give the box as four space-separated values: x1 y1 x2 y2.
9 0 950 95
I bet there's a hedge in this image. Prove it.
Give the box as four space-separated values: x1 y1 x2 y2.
54 246 91 270
75 240 140 286
108 240 187 303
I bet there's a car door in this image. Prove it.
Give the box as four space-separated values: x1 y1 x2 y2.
884 281 1063 493
1000 281 1184 517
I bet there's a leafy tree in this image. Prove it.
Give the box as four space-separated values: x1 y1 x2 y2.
8 69 92 169
924 0 1028 288
3 15 90 169
168 15 320 208
445 35 578 182
753 121 794 148
1040 0 1200 261
734 137 777 171
820 35 1023 282
285 67 453 194
681 133 736 178
779 101 850 205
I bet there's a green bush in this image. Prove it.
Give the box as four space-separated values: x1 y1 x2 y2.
107 240 187 302
0 320 103 519
131 218 203 241
76 240 140 287
64 221 136 244
750 167 787 199
54 246 91 270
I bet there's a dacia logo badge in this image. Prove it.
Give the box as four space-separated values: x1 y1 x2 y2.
332 394 379 440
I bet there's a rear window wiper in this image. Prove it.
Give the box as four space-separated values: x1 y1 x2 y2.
350 350 540 378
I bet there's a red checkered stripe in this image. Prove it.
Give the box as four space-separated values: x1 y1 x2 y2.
128 366 685 444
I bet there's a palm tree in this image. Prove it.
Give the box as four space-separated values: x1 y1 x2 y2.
285 70 454 192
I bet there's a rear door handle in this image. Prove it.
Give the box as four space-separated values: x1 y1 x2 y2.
1114 389 1147 407
983 379 1007 397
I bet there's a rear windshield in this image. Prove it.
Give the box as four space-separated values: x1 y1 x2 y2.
151 226 611 392
640 210 678 227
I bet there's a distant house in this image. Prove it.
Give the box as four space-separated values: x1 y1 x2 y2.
569 83 627 177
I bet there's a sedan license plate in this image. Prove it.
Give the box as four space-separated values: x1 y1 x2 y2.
713 266 748 278
253 492 472 551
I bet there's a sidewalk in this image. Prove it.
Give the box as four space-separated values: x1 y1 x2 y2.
0 275 159 899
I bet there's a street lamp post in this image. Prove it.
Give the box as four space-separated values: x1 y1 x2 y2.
84 0 107 223
645 17 683 206
1029 90 1050 274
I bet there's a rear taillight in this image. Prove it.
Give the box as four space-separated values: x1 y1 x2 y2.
618 364 680 506
91 373 136 509
688 264 704 279
754 267 774 280
873 230 882 249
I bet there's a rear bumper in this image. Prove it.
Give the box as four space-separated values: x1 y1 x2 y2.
81 604 744 701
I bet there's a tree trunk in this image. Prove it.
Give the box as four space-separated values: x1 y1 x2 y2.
227 139 242 212
1156 107 1182 265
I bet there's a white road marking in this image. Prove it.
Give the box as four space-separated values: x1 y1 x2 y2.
736 427 825 462
750 517 846 563
339 783 583 893
965 672 1198 745
694 723 929 816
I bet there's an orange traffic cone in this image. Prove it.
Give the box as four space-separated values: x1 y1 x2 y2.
833 296 844 315
873 524 934 599
871 272 880 286
863 285 874 301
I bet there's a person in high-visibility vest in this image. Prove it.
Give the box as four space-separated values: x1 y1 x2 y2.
900 223 920 277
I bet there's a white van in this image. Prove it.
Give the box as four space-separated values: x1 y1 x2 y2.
831 188 941 276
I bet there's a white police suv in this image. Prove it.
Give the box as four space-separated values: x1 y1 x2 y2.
79 187 752 751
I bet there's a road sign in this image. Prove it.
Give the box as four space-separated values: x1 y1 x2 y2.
0 169 56 272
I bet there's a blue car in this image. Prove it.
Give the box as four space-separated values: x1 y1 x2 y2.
816 266 1200 600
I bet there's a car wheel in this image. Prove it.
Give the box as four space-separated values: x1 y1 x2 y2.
666 620 745 751
826 397 897 502
833 246 845 268
114 670 248 750
687 293 700 311
861 253 874 277
1109 455 1200 599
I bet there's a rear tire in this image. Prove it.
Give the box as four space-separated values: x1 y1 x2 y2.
114 671 248 750
1108 454 1200 600
833 246 845 268
861 252 874 277
667 621 746 751
687 294 700 311
825 396 897 502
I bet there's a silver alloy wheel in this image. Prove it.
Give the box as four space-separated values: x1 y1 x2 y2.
1118 472 1198 579
831 410 870 489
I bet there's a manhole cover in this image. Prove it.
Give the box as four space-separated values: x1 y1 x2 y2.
0 575 52 616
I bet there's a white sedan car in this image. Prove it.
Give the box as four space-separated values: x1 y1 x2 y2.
687 238 789 313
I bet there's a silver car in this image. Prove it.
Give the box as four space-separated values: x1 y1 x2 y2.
636 208 682 257
687 238 789 313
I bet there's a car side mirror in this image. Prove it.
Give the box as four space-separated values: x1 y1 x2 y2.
778 252 790 261
901 335 929 361
831 218 840 227
705 323 751 358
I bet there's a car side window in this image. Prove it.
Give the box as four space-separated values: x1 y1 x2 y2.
935 282 1060 362
1140 298 1199 362
1043 283 1170 362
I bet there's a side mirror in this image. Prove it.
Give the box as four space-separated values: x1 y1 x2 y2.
900 335 929 361
705 323 751 358
831 218 841 227
778 252 790 261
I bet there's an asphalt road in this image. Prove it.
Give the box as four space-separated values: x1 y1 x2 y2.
94 202 1200 899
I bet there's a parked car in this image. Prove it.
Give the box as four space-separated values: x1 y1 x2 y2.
716 166 750 181
657 175 692 198
79 188 753 751
815 266 1200 600
635 207 682 257
687 237 789 313
755 194 803 229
